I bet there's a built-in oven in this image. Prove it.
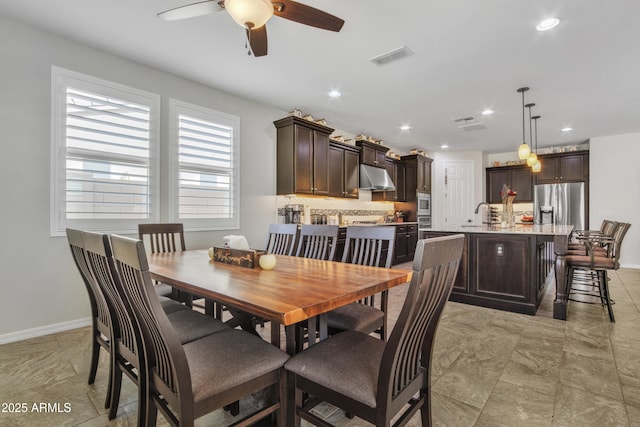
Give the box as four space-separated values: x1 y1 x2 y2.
417 192 431 217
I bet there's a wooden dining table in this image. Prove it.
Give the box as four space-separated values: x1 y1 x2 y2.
147 249 412 354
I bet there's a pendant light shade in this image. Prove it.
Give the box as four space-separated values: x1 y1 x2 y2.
518 143 531 159
531 160 542 173
517 87 531 159
527 152 538 166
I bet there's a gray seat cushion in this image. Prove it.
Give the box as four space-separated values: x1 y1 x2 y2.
159 297 189 314
182 329 289 402
167 309 231 344
327 302 384 334
285 330 385 408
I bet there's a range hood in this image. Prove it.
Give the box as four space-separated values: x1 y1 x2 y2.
359 164 396 191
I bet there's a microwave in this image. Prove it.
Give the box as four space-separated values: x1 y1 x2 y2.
417 192 431 216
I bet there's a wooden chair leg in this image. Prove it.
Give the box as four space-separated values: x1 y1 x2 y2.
88 329 100 384
107 366 122 419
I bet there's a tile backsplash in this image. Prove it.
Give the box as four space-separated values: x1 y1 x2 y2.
276 194 394 224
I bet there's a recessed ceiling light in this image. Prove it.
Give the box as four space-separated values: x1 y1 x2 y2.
400 125 411 131
481 109 494 116
561 127 573 132
536 18 560 32
440 144 449 149
328 90 341 98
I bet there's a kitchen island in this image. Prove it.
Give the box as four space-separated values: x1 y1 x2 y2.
422 224 573 320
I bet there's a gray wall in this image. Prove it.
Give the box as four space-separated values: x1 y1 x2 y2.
0 15 283 339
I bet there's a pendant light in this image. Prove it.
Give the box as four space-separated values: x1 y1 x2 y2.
526 103 537 166
517 87 531 159
531 115 542 173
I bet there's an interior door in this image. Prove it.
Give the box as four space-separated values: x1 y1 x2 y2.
444 160 474 226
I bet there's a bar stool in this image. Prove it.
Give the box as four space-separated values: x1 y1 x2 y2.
565 222 631 322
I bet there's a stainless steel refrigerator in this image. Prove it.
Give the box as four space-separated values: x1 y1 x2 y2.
534 182 585 229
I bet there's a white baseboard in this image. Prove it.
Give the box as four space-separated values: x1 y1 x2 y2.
0 317 92 345
621 264 640 269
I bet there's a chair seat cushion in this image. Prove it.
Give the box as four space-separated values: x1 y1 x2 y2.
285 330 385 408
159 297 189 314
566 254 616 269
327 303 384 334
167 309 230 344
183 329 289 402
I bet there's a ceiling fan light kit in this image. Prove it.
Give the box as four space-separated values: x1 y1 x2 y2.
225 0 273 28
158 0 344 57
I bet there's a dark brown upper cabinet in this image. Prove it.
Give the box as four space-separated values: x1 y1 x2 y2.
402 154 432 201
275 116 333 196
356 139 388 168
486 165 534 203
328 141 360 199
535 152 589 184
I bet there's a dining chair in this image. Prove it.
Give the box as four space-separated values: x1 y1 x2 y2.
65 228 113 408
285 234 464 427
225 223 299 332
566 222 631 322
139 223 205 310
295 224 339 261
265 223 298 256
110 234 290 427
82 231 231 424
327 225 396 341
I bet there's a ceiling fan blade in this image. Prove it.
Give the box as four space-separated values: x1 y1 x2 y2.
246 25 268 57
273 0 344 32
157 0 222 21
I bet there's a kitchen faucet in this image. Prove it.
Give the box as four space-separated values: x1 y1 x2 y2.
474 202 489 214
474 202 498 224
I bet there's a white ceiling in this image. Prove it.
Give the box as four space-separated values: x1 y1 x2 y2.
2 0 640 154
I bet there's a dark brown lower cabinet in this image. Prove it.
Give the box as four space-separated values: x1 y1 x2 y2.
392 224 418 265
423 231 554 315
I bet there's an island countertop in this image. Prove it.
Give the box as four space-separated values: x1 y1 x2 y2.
426 224 574 236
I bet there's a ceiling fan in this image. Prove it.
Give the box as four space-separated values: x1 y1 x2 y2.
158 0 345 57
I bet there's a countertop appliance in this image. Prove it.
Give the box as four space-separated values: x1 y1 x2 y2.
285 204 304 224
534 182 585 230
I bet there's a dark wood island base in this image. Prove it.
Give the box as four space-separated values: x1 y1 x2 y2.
423 224 573 319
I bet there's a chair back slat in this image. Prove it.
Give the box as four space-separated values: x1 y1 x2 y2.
139 223 186 254
110 235 191 412
296 225 339 261
265 224 298 256
377 234 464 412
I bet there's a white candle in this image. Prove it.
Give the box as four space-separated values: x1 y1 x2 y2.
259 254 277 270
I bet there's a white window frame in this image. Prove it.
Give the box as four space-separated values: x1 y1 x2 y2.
168 99 240 231
50 67 160 236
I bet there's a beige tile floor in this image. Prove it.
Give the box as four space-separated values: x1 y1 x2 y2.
1 267 639 426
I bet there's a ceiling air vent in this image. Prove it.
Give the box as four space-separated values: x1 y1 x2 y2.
452 116 487 132
369 46 414 66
